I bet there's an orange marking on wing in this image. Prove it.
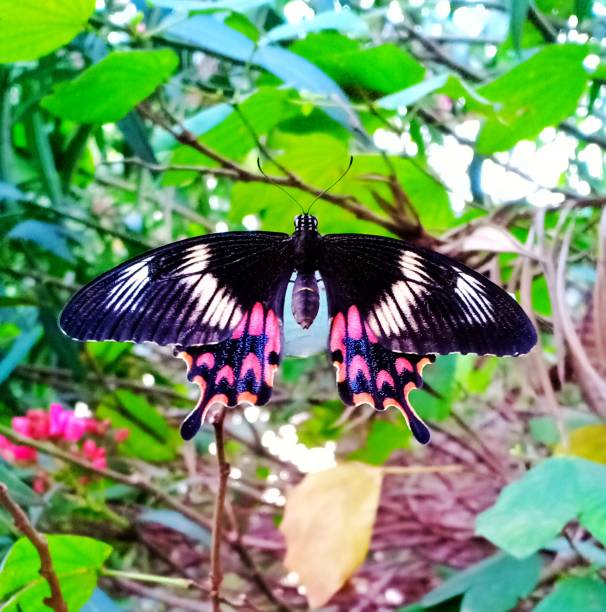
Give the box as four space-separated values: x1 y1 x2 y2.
353 393 375 408
207 393 229 407
265 364 278 386
416 358 432 375
403 381 417 401
193 375 207 394
237 392 258 405
179 352 193 369
333 361 346 383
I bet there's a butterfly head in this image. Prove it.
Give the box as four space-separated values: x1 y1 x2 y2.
294 213 319 233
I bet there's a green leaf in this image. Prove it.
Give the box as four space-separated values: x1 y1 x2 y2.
0 0 95 63
0 462 40 507
377 73 493 114
574 0 592 20
8 220 74 263
411 354 457 421
0 535 111 611
42 50 179 124
420 552 541 611
509 0 530 52
535 576 606 612
349 419 410 465
98 390 179 462
0 326 42 385
476 45 588 153
476 457 606 558
166 88 298 183
264 10 368 43
293 34 425 97
138 510 212 546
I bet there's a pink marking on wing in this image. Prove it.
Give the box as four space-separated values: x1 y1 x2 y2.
231 312 248 339
349 355 371 382
396 357 414 374
376 370 395 389
196 352 215 369
347 305 363 340
364 321 378 343
215 365 235 385
248 302 265 335
330 312 346 353
241 353 262 382
264 309 281 354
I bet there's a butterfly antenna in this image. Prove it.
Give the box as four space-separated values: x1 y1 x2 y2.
307 156 354 214
257 158 305 213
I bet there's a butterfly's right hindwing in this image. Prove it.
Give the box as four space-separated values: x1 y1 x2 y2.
60 232 294 346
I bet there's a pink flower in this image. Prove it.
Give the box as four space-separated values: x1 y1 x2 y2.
114 428 130 443
0 435 37 463
49 403 86 442
11 417 31 437
82 439 107 469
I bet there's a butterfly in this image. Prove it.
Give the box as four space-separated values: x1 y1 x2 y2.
60 213 537 445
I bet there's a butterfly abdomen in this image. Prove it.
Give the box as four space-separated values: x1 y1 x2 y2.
292 272 320 329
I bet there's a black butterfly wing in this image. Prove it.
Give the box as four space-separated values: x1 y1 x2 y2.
318 234 537 357
60 231 294 346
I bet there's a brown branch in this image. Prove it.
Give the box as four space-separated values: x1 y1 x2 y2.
210 407 229 612
136 107 426 240
0 484 67 612
0 425 287 609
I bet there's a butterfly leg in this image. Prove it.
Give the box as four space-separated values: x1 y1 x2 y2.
329 305 434 444
176 303 282 440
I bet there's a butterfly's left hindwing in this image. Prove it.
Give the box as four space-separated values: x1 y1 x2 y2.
177 302 283 439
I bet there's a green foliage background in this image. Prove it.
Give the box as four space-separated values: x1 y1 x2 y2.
0 0 606 609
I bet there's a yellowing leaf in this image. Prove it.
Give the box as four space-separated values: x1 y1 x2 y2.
555 424 606 464
0 0 96 63
280 463 383 608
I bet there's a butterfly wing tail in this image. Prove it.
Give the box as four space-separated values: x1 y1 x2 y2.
329 305 434 444
177 303 283 440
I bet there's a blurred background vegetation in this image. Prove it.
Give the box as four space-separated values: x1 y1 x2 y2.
1 0 606 610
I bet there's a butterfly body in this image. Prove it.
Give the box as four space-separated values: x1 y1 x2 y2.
60 213 537 444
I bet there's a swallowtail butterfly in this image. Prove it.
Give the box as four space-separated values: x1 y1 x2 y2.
60 213 536 444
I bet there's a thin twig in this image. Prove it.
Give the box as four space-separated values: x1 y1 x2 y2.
210 407 229 612
0 484 68 612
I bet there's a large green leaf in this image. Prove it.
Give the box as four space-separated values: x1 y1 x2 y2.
42 50 179 124
0 326 42 385
0 535 111 611
476 457 606 558
349 419 411 465
98 390 180 462
419 552 541 611
535 576 606 612
0 0 95 63
0 462 40 507
291 33 425 97
509 0 530 52
264 10 368 43
476 45 588 153
165 87 299 184
410 354 457 421
8 220 75 263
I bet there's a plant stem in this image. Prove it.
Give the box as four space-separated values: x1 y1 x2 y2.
210 407 229 611
0 484 67 612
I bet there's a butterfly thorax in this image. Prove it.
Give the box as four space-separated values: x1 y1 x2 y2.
292 214 321 329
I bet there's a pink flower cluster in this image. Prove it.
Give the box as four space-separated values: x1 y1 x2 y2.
0 403 129 471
